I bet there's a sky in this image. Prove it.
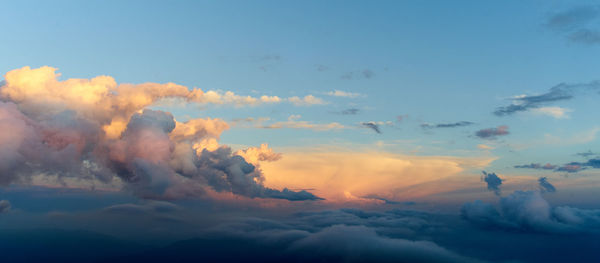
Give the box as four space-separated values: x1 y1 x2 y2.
1 1 600 262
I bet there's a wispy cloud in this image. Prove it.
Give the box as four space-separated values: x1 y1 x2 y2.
514 163 557 170
262 115 345 131
530 107 572 119
361 122 381 134
545 5 600 45
475 126 509 140
341 69 376 80
326 90 363 98
421 121 474 129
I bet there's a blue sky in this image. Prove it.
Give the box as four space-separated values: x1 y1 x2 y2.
2 1 600 262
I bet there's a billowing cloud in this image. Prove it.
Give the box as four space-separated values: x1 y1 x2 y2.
0 200 10 213
475 126 509 140
0 66 320 201
481 171 502 196
421 121 474 129
462 190 600 234
538 177 556 193
235 144 282 165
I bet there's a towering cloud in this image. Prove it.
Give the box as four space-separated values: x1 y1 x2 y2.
481 171 502 195
0 66 321 201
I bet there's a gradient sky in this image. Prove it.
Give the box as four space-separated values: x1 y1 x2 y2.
1 1 600 262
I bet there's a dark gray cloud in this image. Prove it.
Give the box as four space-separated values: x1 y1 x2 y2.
481 171 502 196
538 177 556 193
545 5 600 45
554 158 600 173
494 80 600 116
0 200 10 213
361 122 381 134
475 126 509 139
421 121 474 129
514 163 557 170
576 150 597 158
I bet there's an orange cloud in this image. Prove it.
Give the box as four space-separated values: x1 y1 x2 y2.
260 148 495 204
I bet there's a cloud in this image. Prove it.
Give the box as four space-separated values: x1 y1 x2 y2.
287 95 327 106
530 107 572 119
316 64 329 71
545 5 600 45
576 150 597 158
538 177 556 193
462 190 600 234
514 163 557 170
475 126 509 139
494 81 600 116
477 144 494 150
262 115 345 131
0 66 321 201
421 121 474 129
481 171 502 196
337 108 360 115
554 158 600 173
0 200 10 213
235 144 282 165
361 122 381 134
260 149 494 203
340 69 376 80
327 90 362 98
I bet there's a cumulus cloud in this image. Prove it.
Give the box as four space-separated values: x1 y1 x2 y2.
475 126 509 140
0 200 10 213
0 66 321 201
421 121 474 129
481 171 502 196
287 95 326 106
538 177 556 193
235 144 282 165
462 190 600 234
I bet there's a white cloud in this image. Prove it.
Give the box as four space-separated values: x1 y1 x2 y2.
326 90 362 98
531 107 573 119
287 95 327 106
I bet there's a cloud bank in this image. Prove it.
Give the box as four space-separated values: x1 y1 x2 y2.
0 66 321 201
